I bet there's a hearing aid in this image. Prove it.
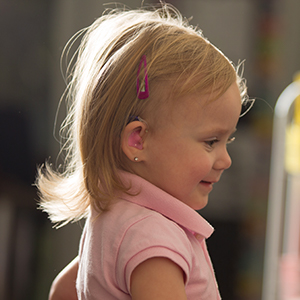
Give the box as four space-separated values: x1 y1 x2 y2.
128 129 143 150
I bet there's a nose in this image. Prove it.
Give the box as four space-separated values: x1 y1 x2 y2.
213 147 232 171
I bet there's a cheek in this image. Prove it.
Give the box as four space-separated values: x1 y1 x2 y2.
148 136 185 165
189 154 213 177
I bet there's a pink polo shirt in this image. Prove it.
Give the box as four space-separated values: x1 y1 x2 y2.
77 172 221 299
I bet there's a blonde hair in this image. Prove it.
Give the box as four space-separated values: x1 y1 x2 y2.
36 3 248 226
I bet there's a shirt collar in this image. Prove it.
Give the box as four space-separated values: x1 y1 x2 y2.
119 172 214 240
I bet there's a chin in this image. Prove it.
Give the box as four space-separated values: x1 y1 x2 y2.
194 205 207 211
191 198 208 211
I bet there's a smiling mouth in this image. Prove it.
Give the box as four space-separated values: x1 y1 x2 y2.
200 180 212 185
199 181 216 191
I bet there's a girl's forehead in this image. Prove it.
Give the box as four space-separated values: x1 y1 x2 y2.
164 91 209 121
148 93 206 132
146 80 241 133
159 82 241 129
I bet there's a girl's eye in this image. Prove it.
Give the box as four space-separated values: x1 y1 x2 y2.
227 136 236 145
205 136 235 148
205 139 219 148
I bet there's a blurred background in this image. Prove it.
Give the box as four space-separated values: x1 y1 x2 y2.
1 0 300 299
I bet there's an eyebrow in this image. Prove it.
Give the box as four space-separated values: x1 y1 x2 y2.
206 127 237 136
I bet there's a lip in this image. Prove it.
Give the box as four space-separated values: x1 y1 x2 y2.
201 179 218 184
199 180 214 191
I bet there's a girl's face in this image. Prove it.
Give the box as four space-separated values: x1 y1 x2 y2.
141 82 242 210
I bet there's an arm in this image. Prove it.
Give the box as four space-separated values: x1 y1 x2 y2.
49 256 79 300
130 257 187 300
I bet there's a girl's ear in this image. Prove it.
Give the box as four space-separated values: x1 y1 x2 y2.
121 121 148 162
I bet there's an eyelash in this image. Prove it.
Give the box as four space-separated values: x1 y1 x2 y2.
205 139 219 147
205 137 236 148
227 136 236 144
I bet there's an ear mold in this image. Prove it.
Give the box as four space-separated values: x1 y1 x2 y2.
128 129 143 150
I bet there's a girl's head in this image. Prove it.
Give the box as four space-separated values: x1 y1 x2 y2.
38 4 248 224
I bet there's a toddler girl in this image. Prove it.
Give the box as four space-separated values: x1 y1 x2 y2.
38 3 249 300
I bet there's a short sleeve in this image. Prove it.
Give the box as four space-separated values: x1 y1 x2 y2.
115 212 193 294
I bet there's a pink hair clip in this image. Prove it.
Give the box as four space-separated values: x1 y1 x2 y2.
136 55 149 99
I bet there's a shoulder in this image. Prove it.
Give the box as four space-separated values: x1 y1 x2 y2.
87 200 194 259
98 199 188 236
110 199 191 248
119 207 194 269
80 200 194 295
112 201 193 293
86 200 191 252
122 205 190 248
